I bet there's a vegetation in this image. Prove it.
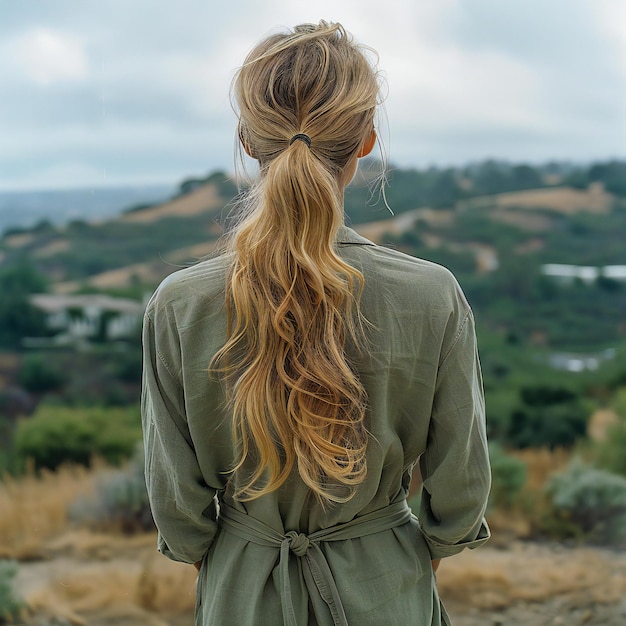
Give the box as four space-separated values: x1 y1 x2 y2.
488 444 527 509
0 263 49 348
35 215 220 281
175 169 238 199
591 389 626 476
0 160 625 624
545 460 626 545
565 159 626 196
15 406 141 470
0 560 24 624
18 355 66 393
343 158 560 224
70 445 153 533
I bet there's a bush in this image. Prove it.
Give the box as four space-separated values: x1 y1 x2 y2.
488 444 527 509
545 460 626 545
593 420 626 477
15 406 141 470
19 355 66 393
506 386 589 449
0 560 25 623
70 445 153 533
113 349 143 383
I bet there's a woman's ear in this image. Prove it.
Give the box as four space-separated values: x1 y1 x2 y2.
239 125 256 159
357 129 377 158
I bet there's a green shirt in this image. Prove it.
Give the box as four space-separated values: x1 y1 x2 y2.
141 225 490 625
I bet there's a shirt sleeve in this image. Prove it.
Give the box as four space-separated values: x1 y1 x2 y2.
418 305 491 560
141 310 219 564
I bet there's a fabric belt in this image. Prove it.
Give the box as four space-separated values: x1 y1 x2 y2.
218 499 413 626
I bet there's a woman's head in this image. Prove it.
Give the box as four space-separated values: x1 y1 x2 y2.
234 21 380 180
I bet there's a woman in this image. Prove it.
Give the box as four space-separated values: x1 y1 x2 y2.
142 21 490 626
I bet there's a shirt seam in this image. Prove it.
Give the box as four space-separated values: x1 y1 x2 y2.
145 310 181 384
439 310 471 368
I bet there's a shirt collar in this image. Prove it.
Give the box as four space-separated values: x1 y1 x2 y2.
336 225 376 247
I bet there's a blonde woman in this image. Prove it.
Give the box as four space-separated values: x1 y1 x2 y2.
142 21 490 626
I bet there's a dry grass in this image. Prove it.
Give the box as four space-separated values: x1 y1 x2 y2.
20 534 196 624
438 542 626 611
120 184 220 223
43 529 155 560
494 183 613 214
489 448 573 541
489 208 553 231
53 260 166 293
3 233 35 248
20 530 626 624
587 409 620 442
353 208 454 242
0 465 196 621
33 238 71 258
0 464 97 559
136 550 198 612
5 448 625 624
53 239 220 293
511 447 571 491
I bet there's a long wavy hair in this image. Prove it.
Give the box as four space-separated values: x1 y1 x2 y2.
211 21 381 503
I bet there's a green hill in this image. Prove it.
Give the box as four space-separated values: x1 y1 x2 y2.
1 160 625 350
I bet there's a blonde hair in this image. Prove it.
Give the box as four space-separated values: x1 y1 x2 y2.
211 21 380 503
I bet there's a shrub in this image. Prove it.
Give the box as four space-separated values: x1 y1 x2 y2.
593 419 626 477
15 406 141 470
545 460 626 545
113 349 143 383
488 444 527 509
590 389 626 477
70 445 153 533
0 560 25 623
506 386 589 449
19 355 66 393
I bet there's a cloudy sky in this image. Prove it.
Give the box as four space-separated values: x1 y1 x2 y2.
1 0 624 191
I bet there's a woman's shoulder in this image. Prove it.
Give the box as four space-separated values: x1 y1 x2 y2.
145 253 231 317
340 228 465 306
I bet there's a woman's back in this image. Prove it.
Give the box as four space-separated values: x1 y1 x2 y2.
142 226 490 624
141 20 490 625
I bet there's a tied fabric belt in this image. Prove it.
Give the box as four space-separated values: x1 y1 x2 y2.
218 500 413 626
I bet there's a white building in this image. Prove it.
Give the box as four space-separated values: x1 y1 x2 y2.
29 294 143 342
542 264 626 285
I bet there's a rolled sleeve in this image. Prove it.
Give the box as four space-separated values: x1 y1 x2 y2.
418 309 491 560
141 312 218 564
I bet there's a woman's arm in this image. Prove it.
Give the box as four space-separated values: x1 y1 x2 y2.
418 309 491 560
142 311 219 564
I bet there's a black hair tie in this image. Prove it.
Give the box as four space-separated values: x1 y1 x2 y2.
289 133 312 148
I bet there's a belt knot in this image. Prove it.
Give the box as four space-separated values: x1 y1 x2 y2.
285 530 310 557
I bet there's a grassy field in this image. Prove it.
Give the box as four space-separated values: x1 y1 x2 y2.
2 450 625 625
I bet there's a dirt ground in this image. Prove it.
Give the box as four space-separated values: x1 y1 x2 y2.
13 532 626 626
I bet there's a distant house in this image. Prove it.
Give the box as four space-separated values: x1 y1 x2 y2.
29 294 144 343
542 264 626 285
549 348 616 372
603 266 626 281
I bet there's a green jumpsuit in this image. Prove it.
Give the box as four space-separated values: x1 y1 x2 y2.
141 226 491 625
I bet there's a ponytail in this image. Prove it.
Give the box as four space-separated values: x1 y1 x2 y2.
211 21 379 503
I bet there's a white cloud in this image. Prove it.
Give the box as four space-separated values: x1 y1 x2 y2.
0 0 624 189
8 28 89 86
593 0 626 73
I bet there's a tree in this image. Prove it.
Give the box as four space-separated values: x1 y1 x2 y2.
506 385 588 449
0 263 49 348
